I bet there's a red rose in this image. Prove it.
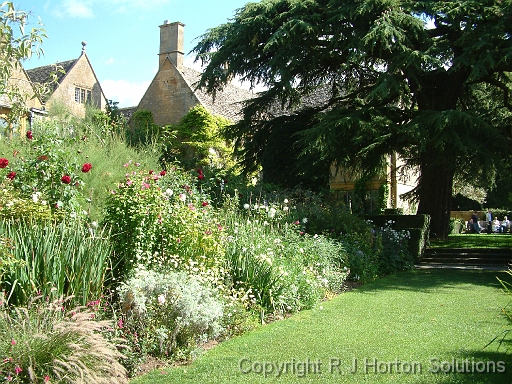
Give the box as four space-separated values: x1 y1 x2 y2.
202 201 208 207
197 169 203 174
6 171 16 180
61 175 71 184
81 163 92 173
26 131 33 140
0 158 8 168
160 170 167 176
198 174 204 180
149 170 154 174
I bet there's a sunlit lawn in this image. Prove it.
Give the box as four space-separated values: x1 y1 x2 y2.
429 234 512 249
130 268 512 384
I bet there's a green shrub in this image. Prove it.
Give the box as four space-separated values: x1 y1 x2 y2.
0 184 57 222
0 296 127 383
102 164 225 282
341 232 380 283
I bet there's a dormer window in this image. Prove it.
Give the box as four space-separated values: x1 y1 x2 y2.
75 87 91 104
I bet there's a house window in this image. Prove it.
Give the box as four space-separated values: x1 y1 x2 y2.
74 87 92 104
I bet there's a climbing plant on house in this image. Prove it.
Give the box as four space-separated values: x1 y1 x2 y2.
161 105 235 169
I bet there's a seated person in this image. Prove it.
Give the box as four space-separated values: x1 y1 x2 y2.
493 217 501 233
500 216 510 233
469 212 482 233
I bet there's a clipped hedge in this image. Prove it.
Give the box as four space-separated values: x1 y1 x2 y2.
366 214 431 263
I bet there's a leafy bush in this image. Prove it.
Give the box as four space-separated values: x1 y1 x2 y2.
117 267 224 361
340 232 380 283
0 296 127 383
0 184 57 221
1 128 91 218
341 221 413 282
102 164 225 282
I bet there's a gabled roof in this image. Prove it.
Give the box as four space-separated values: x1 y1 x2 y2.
181 66 254 122
25 59 77 101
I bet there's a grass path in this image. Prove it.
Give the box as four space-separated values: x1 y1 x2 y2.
130 269 512 384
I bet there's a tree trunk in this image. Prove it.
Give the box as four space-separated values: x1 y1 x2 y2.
416 151 455 239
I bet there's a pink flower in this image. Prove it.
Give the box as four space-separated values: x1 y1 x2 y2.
141 182 150 190
15 366 22 375
81 163 92 173
0 158 8 168
44 375 50 383
61 175 71 184
126 179 133 186
26 130 33 140
6 172 16 180
160 170 167 176
11 339 16 346
117 319 124 329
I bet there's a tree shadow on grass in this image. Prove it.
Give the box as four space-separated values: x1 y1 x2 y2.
353 268 510 294
430 349 512 384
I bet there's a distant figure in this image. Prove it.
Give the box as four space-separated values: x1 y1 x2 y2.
500 216 510 233
486 209 493 234
470 211 482 233
493 217 501 233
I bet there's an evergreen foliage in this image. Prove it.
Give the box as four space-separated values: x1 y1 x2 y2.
192 0 512 238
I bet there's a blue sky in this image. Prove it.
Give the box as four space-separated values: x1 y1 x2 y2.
18 0 251 108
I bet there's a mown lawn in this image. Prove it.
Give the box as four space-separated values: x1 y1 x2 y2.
428 234 512 249
130 269 512 383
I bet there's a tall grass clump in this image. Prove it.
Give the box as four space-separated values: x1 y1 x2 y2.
0 220 112 307
0 296 127 383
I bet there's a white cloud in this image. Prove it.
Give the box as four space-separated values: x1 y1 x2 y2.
108 0 170 9
52 0 94 18
49 0 170 18
101 79 150 108
104 57 115 65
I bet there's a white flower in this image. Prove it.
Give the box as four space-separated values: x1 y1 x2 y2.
283 206 289 211
268 207 276 218
157 294 166 304
284 198 289 204
32 192 41 203
165 188 173 196
179 193 186 201
243 203 250 210
91 221 98 229
302 217 308 224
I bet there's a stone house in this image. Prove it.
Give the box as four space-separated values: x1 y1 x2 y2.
0 63 45 136
134 21 253 126
330 154 418 214
26 42 107 119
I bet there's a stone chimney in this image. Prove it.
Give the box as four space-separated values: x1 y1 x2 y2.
159 21 185 71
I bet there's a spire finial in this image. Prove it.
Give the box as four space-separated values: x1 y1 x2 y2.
81 41 87 53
